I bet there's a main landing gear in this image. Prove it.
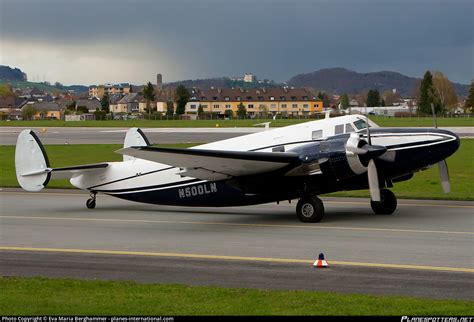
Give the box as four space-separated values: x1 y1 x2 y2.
370 188 397 215
86 192 97 209
295 189 397 222
296 195 325 223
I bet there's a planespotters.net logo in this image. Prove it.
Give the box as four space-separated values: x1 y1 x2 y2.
402 317 474 322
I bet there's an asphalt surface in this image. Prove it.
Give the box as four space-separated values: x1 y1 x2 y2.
1 126 473 145
0 189 473 299
0 127 260 145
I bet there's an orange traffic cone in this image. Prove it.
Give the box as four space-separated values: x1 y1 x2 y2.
313 253 329 268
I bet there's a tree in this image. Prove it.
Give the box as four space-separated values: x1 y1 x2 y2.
197 104 204 119
142 82 156 119
22 105 37 120
166 101 174 116
258 104 269 118
418 71 441 115
224 109 234 119
340 93 349 109
237 102 247 119
0 84 13 97
76 106 89 114
317 92 330 107
366 89 381 107
175 85 190 115
432 71 458 112
100 92 110 113
466 81 474 113
382 90 400 106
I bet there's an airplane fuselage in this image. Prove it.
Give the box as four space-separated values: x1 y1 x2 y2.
69 115 459 207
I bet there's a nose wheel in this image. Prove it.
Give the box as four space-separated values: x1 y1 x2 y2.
371 189 397 215
86 192 97 209
296 195 325 223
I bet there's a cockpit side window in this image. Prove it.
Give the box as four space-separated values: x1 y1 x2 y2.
335 124 344 135
345 123 355 133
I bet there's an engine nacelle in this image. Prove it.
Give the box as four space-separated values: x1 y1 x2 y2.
288 133 369 180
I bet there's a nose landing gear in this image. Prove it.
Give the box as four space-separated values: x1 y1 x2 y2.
86 192 97 209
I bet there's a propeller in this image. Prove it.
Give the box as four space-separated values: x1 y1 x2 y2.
431 103 451 194
367 159 380 201
345 117 383 201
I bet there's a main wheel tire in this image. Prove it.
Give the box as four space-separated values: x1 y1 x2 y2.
86 198 96 209
371 189 397 215
296 196 325 223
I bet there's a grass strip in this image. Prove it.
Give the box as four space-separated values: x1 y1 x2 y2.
0 277 472 315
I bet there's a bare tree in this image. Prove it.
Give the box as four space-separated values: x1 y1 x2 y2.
432 71 458 112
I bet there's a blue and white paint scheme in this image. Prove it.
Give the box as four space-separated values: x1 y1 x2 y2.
15 115 460 222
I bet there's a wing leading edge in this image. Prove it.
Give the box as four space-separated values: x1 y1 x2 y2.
117 146 301 180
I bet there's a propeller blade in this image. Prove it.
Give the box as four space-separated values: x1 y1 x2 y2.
438 160 451 193
367 159 380 202
365 116 372 145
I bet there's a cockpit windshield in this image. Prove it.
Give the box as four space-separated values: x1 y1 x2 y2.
353 119 369 131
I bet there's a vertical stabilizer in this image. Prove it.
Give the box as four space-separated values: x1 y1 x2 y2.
15 130 51 191
123 128 150 161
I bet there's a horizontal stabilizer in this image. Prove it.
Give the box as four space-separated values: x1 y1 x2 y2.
50 163 109 179
15 129 110 191
117 146 300 180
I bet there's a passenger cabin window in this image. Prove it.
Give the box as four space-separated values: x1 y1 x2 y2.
345 123 355 133
312 130 323 140
272 146 285 152
335 124 344 135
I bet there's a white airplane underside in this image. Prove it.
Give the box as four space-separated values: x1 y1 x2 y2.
15 115 460 222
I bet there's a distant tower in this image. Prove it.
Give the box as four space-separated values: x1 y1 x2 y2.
156 74 163 90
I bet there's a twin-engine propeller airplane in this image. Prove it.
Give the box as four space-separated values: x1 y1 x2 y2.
15 114 459 222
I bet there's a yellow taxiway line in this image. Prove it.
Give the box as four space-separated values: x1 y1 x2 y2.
0 246 472 273
1 215 472 236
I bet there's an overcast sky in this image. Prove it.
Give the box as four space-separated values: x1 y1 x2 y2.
0 0 472 85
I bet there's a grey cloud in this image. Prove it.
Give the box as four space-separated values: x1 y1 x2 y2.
1 0 472 84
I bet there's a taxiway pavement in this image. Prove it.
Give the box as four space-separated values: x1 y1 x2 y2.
0 189 472 299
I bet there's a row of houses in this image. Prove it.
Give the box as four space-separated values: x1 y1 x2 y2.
0 89 104 120
107 87 325 117
185 87 323 116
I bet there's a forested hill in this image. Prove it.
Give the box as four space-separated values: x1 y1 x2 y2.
287 68 469 97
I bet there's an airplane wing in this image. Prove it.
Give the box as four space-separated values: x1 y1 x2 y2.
117 146 301 180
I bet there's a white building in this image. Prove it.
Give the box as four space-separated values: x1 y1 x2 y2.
243 73 257 83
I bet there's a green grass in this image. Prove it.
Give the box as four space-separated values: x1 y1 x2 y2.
0 277 472 315
1 116 473 128
1 140 473 200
